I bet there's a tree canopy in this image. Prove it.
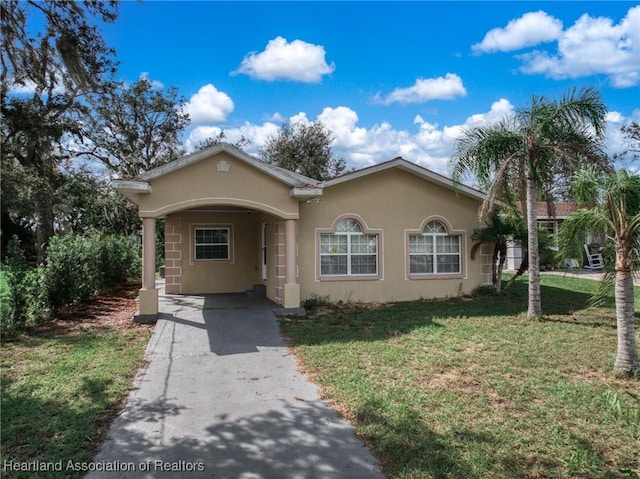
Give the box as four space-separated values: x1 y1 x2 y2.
1 0 120 262
78 77 190 177
261 121 346 181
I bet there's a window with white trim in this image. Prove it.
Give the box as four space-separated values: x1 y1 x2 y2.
409 221 461 274
320 219 378 276
194 227 230 261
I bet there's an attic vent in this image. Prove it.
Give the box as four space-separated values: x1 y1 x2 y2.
217 160 230 172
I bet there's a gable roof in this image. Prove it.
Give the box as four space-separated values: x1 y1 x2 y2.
113 148 485 203
322 157 485 201
139 142 321 188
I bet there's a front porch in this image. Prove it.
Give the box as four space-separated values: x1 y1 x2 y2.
113 144 322 321
136 208 302 322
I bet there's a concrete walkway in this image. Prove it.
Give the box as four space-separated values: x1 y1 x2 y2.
87 291 386 479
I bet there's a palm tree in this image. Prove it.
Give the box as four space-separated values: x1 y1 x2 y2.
470 209 525 292
559 167 640 375
451 88 609 319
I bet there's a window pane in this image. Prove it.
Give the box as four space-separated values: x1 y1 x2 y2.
425 221 446 234
436 235 459 254
320 234 347 254
409 235 432 254
351 254 377 274
321 255 347 275
410 254 433 273
195 228 230 260
336 219 362 233
350 234 377 254
196 244 229 260
212 229 228 243
436 254 460 273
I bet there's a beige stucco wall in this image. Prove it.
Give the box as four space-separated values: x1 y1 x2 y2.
136 152 300 220
166 211 263 295
166 211 287 302
142 152 489 304
297 168 489 303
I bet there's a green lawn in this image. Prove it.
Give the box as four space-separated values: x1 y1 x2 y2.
281 275 640 479
0 290 150 479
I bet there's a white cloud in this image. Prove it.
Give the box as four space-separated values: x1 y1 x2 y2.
6 77 65 95
606 111 625 124
289 112 311 125
184 125 224 151
474 7 640 88
518 6 640 87
606 109 640 169
184 84 234 124
185 121 281 155
317 106 368 148
181 100 636 180
183 99 518 176
234 36 335 83
473 11 563 53
139 72 164 89
375 73 467 105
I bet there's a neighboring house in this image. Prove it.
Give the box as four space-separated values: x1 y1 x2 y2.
506 202 581 270
113 143 492 320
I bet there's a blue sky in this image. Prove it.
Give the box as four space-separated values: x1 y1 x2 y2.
102 2 638 173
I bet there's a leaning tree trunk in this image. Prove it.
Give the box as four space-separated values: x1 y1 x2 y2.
526 175 542 319
614 246 638 374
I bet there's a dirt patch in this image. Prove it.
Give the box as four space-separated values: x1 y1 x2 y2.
426 370 461 388
34 283 153 338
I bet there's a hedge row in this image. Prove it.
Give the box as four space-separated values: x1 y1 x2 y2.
1 233 141 334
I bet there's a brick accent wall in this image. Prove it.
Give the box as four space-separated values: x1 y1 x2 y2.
480 244 494 285
274 221 285 305
164 216 182 294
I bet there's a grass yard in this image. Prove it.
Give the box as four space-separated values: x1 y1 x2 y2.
281 275 640 479
0 285 152 479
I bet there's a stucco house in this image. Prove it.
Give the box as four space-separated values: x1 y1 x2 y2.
113 143 492 320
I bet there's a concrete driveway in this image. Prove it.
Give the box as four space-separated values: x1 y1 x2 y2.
87 291 386 479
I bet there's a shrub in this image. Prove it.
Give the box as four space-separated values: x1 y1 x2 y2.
2 233 140 332
302 294 334 313
44 234 99 309
0 269 16 333
471 284 497 297
44 233 140 311
21 267 50 326
100 234 141 288
1 237 51 333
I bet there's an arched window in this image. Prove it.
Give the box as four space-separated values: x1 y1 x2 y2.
320 219 378 276
409 220 461 275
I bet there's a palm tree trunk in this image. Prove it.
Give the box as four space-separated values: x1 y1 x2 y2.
526 175 542 319
614 254 638 374
496 243 507 293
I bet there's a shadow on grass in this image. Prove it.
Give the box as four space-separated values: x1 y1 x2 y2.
284 281 599 346
354 396 533 479
0 373 130 479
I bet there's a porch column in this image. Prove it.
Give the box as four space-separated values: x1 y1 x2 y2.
136 217 158 321
283 219 300 308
